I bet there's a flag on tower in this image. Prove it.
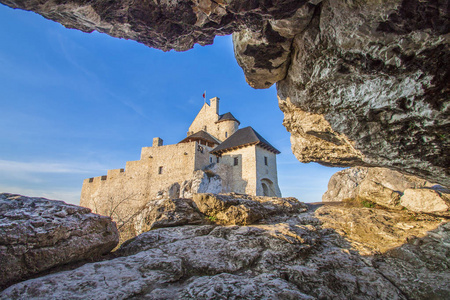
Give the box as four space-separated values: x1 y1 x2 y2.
202 91 206 99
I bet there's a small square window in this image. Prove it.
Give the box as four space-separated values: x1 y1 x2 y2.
264 156 268 166
158 166 163 174
216 157 219 163
234 157 239 166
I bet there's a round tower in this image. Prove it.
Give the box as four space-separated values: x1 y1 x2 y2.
216 112 240 141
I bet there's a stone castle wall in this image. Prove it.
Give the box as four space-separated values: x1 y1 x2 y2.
219 146 257 195
80 142 200 218
255 147 281 197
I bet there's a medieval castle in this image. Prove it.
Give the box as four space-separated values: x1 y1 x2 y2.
80 97 281 215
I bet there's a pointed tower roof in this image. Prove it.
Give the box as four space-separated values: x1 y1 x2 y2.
210 126 280 155
216 112 240 125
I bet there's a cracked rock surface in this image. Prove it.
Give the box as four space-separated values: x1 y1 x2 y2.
1 194 448 299
0 193 119 289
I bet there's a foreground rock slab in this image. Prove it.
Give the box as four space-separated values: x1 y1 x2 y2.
1 224 405 299
1 193 448 299
0 193 119 288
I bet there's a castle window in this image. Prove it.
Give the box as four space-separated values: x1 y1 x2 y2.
264 156 268 166
225 132 228 138
234 157 239 166
158 166 163 174
203 126 207 131
210 157 213 163
216 157 219 163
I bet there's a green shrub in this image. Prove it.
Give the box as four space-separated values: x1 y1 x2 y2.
361 200 375 208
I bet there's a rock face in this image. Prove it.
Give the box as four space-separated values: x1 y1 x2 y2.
1 0 448 187
322 166 435 209
2 194 448 299
277 1 450 186
192 193 306 225
0 193 119 289
400 188 450 213
113 193 307 245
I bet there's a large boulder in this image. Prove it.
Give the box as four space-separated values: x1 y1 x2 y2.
400 188 450 214
322 167 433 209
0 193 119 289
192 193 307 225
133 198 205 233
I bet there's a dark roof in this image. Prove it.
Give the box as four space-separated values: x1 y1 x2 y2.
210 126 280 155
179 130 221 145
216 112 240 125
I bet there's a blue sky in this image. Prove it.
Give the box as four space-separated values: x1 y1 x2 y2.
0 5 343 204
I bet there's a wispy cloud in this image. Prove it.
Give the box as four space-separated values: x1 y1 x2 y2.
0 159 106 174
0 185 81 205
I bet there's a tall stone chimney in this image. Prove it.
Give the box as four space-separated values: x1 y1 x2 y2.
210 97 220 115
153 137 163 147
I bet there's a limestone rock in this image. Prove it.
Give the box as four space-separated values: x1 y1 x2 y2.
313 203 449 299
0 193 119 289
232 24 293 89
322 167 368 202
314 203 443 255
372 222 450 299
400 188 450 214
2 194 448 299
2 223 404 299
323 167 434 209
0 0 309 52
180 169 223 198
133 198 205 234
280 98 364 167
277 0 450 186
192 193 307 225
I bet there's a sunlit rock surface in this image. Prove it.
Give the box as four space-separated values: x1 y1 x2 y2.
0 193 118 289
400 188 450 214
0 0 448 185
322 167 433 207
1 193 448 299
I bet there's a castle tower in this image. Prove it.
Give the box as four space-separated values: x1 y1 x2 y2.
215 112 240 141
187 96 239 142
210 97 219 115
